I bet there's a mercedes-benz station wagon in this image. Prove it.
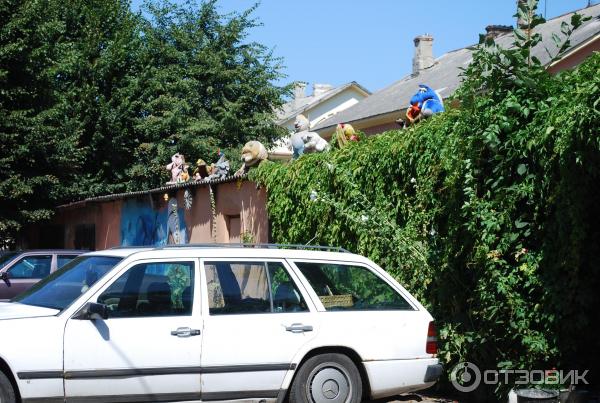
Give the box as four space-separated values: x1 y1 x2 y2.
0 245 442 403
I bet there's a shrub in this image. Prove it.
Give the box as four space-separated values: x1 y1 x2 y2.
251 8 599 396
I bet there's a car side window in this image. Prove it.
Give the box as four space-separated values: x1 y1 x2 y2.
204 261 308 315
7 255 52 279
97 261 194 318
294 261 413 311
57 255 79 269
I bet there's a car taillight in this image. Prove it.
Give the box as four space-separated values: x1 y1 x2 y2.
426 321 437 355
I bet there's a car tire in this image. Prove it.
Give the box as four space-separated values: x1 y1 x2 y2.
0 371 16 403
290 353 362 403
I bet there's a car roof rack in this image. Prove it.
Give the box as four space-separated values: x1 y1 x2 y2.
110 243 350 253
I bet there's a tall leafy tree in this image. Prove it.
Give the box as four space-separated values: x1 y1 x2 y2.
0 0 288 244
126 0 288 190
0 0 143 244
0 0 79 242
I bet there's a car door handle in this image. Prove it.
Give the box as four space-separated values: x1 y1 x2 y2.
171 327 201 337
285 323 313 333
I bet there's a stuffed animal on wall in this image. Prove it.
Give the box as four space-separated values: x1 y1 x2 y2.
334 123 359 148
166 153 190 184
405 84 445 125
207 149 230 180
193 159 210 180
235 141 268 176
290 114 330 158
290 114 310 158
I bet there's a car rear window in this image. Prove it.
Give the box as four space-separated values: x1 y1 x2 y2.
294 261 413 311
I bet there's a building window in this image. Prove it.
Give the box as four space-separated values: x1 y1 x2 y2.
226 215 241 243
74 224 95 250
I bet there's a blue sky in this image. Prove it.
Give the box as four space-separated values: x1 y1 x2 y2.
131 0 595 92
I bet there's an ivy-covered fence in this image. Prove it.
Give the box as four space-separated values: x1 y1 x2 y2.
251 44 599 397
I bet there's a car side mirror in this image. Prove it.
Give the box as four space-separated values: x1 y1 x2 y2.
0 272 10 285
74 302 109 320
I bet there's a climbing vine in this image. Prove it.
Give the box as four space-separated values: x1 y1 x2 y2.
251 6 599 397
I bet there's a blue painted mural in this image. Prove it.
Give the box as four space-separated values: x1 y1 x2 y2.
120 197 187 246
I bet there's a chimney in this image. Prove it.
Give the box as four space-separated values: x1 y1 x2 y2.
293 82 307 101
412 35 434 74
517 0 528 28
313 83 334 97
485 24 513 39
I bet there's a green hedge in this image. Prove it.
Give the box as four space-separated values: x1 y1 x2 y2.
251 52 600 397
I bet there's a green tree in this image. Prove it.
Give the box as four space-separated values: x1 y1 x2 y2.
0 0 288 244
126 0 289 190
0 0 143 243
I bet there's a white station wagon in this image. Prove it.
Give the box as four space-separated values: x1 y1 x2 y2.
0 244 441 403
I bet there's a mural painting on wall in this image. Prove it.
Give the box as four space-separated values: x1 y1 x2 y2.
120 197 187 246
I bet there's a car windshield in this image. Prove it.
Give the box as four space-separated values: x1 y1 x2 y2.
0 252 18 269
13 255 122 311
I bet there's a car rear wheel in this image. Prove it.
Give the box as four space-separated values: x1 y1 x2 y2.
0 371 16 403
290 353 362 403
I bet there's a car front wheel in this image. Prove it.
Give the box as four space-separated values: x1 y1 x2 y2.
0 371 16 403
290 353 362 403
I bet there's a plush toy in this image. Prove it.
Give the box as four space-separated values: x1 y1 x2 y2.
207 149 230 180
180 170 190 182
166 153 190 184
405 103 422 124
290 114 330 158
404 84 444 125
334 123 359 148
193 159 210 180
235 141 268 176
290 114 310 158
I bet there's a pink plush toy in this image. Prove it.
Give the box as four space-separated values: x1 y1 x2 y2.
166 153 188 184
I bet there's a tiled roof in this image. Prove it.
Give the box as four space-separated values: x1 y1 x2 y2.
313 4 600 131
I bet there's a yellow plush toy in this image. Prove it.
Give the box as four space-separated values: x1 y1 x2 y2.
334 123 359 148
235 141 268 175
193 159 210 180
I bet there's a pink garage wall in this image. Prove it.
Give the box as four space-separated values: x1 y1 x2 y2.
213 181 269 244
47 180 269 250
184 186 213 244
96 201 122 250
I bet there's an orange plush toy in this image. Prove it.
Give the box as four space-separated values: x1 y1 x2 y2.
405 102 422 124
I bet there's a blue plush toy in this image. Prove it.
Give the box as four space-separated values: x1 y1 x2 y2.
406 84 444 123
